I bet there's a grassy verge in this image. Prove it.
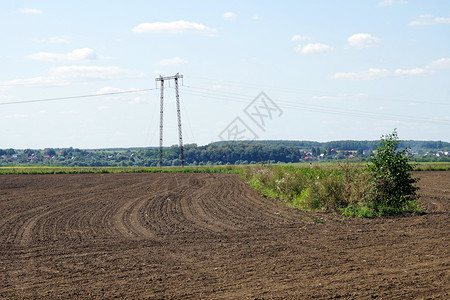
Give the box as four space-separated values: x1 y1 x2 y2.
0 165 241 175
413 162 450 171
1 161 448 174
240 163 422 218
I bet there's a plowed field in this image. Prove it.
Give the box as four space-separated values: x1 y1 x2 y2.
0 172 448 299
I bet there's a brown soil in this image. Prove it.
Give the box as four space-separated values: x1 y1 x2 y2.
0 171 448 299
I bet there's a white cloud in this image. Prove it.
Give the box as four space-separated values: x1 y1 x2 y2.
132 20 216 36
4 114 28 119
295 43 333 54
378 0 407 7
19 8 43 14
30 36 70 44
156 57 188 66
27 48 98 62
223 12 237 21
427 58 450 69
96 87 125 94
335 56 450 80
0 65 128 90
334 67 433 80
348 33 380 49
334 68 391 80
291 35 310 42
252 14 260 21
408 14 450 26
0 77 46 91
395 68 432 75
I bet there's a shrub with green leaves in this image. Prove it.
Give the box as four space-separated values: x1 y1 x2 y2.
368 129 420 210
241 130 422 217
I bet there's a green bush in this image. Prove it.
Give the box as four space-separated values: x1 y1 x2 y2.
368 130 420 211
241 131 422 217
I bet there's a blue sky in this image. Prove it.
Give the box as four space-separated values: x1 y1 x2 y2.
1 0 449 148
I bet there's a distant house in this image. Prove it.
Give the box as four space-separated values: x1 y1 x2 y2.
28 156 39 162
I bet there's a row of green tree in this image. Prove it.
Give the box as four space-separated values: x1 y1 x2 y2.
212 140 450 151
1 140 449 167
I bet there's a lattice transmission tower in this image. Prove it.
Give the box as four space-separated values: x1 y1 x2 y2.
155 73 184 167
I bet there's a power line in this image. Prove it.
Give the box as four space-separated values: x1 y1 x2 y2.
1 81 448 127
181 86 450 126
0 88 156 106
184 83 450 106
0 76 153 88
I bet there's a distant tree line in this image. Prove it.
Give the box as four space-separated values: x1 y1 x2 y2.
213 140 450 151
1 140 449 167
